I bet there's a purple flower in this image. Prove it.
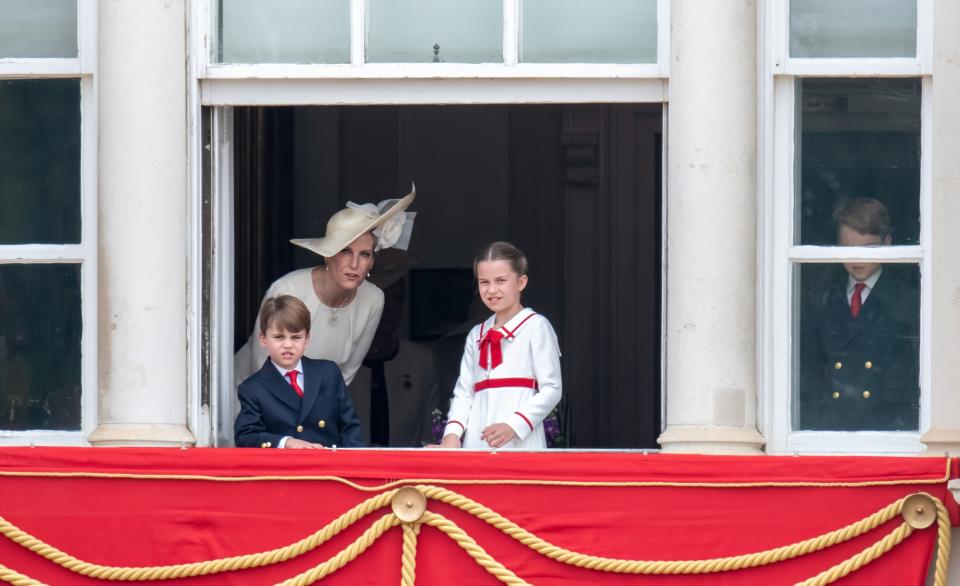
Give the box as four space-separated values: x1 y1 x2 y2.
429 407 566 448
431 409 446 444
543 408 565 448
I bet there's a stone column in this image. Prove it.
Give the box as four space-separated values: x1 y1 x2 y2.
921 0 960 455
88 0 195 446
657 0 764 453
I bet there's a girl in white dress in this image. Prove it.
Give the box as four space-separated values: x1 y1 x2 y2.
441 242 562 450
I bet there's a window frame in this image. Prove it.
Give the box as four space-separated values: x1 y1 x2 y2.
198 0 670 105
191 0 672 446
759 0 932 454
0 1 98 444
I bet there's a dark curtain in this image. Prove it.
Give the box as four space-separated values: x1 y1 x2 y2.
232 107 295 351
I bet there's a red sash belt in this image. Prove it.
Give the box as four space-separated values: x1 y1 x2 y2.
474 377 538 392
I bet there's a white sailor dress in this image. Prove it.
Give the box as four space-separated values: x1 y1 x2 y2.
443 308 562 450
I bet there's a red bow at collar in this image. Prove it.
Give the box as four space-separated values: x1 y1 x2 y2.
479 329 504 370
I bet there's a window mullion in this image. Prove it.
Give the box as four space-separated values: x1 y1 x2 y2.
503 0 518 66
771 0 788 74
768 75 795 453
0 60 82 76
789 245 924 263
919 74 932 434
783 58 923 77
0 247 88 262
77 0 97 74
350 0 365 65
656 0 670 76
916 0 933 73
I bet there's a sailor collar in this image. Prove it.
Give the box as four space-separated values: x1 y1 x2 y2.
479 307 537 342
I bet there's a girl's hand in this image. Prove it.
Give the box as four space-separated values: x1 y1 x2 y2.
440 434 462 449
284 438 325 449
481 423 516 448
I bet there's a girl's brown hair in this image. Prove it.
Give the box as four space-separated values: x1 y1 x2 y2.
473 241 528 277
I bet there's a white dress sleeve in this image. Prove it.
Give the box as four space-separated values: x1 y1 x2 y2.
505 317 562 441
443 327 479 439
338 285 384 385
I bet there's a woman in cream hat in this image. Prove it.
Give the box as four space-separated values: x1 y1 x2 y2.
234 187 416 388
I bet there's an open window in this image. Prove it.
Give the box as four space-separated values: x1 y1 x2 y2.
208 104 664 449
196 0 669 449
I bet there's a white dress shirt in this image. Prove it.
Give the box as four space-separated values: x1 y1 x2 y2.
271 359 304 448
846 266 882 307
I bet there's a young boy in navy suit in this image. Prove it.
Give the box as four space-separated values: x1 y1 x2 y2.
235 295 365 448
799 198 919 431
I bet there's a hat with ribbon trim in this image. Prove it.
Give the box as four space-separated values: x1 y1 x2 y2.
291 185 416 257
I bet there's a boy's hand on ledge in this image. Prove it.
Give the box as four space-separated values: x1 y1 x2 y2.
284 438 325 449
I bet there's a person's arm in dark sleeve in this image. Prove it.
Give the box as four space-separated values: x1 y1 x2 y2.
234 381 284 448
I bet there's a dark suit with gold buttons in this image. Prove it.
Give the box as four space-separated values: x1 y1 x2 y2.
235 357 365 448
799 268 919 431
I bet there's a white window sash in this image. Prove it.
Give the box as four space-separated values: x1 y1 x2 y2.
0 1 96 76
772 0 932 76
503 0 518 66
200 77 666 106
0 1 97 444
198 0 670 77
762 68 932 455
789 246 923 263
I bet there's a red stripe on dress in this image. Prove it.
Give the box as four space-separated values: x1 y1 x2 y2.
448 420 465 431
514 411 534 431
473 378 538 392
501 312 537 340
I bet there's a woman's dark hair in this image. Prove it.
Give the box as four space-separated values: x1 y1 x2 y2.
473 241 528 277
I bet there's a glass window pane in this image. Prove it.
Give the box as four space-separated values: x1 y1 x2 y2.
366 0 502 63
794 263 919 432
796 78 920 246
0 0 77 58
218 0 350 64
0 264 82 431
790 0 916 58
0 79 81 245
521 0 657 64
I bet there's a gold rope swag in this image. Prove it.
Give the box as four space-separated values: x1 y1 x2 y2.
0 487 950 586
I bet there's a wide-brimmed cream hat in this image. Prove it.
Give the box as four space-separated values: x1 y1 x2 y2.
291 185 415 258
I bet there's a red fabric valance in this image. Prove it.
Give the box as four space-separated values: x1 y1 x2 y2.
0 448 954 585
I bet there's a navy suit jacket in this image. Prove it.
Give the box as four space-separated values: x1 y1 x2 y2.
799 267 919 431
235 357 365 448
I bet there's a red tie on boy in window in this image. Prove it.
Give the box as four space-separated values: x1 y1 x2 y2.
286 370 303 398
850 282 867 319
479 329 504 370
